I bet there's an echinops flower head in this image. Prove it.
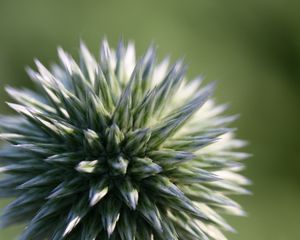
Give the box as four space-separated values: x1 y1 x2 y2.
0 40 250 240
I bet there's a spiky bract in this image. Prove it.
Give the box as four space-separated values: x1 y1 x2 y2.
0 40 250 240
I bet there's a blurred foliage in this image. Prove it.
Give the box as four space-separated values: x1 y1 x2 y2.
0 0 299 239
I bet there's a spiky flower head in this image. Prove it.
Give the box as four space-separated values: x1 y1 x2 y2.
0 40 250 240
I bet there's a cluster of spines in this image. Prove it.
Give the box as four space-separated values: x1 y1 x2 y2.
0 40 250 240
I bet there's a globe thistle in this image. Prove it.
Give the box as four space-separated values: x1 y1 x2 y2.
0 40 250 240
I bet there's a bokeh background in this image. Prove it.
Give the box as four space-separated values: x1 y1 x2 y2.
0 0 299 239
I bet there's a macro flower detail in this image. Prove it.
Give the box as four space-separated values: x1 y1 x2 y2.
0 40 250 240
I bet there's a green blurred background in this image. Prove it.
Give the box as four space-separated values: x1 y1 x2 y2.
0 0 299 239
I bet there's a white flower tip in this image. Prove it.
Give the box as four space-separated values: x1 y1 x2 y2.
63 216 81 237
76 160 98 173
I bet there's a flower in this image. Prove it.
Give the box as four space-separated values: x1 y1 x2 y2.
0 40 250 240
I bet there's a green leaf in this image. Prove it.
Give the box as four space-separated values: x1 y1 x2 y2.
62 196 90 238
117 208 137 240
105 124 124 154
117 179 139 210
100 196 122 237
130 157 162 179
123 128 151 155
47 177 86 199
137 194 163 233
89 178 109 206
149 149 195 167
108 156 129 176
148 83 215 148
